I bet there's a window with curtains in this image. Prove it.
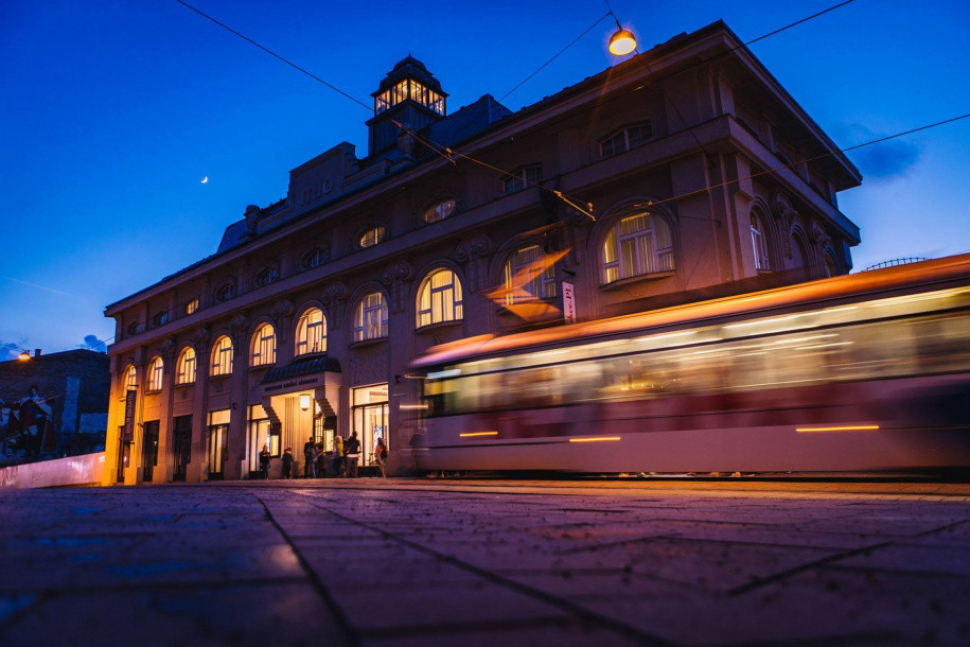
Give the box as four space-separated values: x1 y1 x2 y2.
296 308 327 355
210 335 233 377
175 347 196 385
146 356 164 392
250 323 277 366
354 292 389 342
601 213 674 284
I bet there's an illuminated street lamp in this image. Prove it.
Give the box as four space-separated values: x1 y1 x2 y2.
18 350 31 361
299 394 311 411
609 26 637 55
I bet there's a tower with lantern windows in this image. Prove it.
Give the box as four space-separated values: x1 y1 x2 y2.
366 55 448 155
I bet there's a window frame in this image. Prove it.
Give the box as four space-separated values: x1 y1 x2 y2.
296 308 327 355
502 245 557 305
301 248 327 270
750 213 771 272
175 347 197 386
503 165 543 194
210 335 234 377
250 323 277 367
601 213 675 284
417 269 464 328
599 122 653 158
146 356 164 392
354 292 389 342
255 267 279 287
422 199 457 224
359 226 387 249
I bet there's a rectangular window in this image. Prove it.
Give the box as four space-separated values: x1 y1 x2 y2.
142 420 159 482
172 415 192 481
504 164 543 193
247 405 270 474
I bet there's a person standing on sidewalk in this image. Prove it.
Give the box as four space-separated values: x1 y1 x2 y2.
281 448 294 479
345 431 361 477
333 434 345 477
374 437 388 478
303 436 317 478
259 445 271 479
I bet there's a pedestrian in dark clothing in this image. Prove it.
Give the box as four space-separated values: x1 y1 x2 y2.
259 445 271 479
345 432 361 477
281 448 294 479
303 436 317 478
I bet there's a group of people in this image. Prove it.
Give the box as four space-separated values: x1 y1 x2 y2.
258 432 388 479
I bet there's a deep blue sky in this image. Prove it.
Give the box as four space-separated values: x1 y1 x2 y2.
1 0 968 359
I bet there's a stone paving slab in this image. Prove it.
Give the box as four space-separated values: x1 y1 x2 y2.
1 479 969 646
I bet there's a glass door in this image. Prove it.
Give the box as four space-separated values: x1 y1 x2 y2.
172 415 192 481
142 420 159 482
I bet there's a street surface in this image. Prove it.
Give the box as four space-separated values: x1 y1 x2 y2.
1 478 969 646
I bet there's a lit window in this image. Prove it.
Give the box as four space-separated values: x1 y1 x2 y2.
296 308 327 355
255 267 278 287
503 245 557 305
602 213 674 284
359 227 386 249
600 122 653 157
750 213 771 271
123 364 137 391
251 324 276 367
354 292 389 342
210 335 233 377
423 199 456 224
176 347 197 385
147 356 164 392
216 283 235 302
302 248 327 269
417 269 463 328
184 298 199 315
152 311 169 327
504 165 543 194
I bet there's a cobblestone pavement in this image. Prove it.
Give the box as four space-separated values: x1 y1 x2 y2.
1 479 969 646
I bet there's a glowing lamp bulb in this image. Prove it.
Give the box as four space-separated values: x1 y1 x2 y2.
609 28 637 56
18 351 31 361
300 394 311 411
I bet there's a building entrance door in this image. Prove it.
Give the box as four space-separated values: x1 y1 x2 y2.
172 415 192 481
353 384 389 469
142 420 159 482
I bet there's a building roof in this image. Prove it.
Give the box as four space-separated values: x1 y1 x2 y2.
373 55 446 96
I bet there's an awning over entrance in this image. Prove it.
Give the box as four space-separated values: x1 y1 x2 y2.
260 355 341 387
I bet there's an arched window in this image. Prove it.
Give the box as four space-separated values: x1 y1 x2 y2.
423 199 456 224
750 213 771 271
147 356 164 392
216 283 235 302
251 323 277 367
152 311 170 327
210 335 233 377
354 292 388 342
184 298 199 315
602 213 674 284
301 248 327 270
296 308 327 355
600 122 653 157
823 252 838 278
176 347 197 385
126 322 140 337
503 245 557 305
123 364 137 391
417 269 463 327
255 267 278 287
359 226 386 249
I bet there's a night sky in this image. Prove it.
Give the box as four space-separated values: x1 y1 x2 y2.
1 0 968 359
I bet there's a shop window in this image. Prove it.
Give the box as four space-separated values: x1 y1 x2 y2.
353 384 389 469
208 409 230 478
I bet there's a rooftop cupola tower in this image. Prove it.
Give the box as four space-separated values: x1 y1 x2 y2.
366 55 448 155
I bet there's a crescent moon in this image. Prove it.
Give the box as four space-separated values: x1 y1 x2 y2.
201 176 209 184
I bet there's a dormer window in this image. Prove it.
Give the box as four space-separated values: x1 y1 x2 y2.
504 165 542 194
600 122 653 157
423 199 456 224
359 226 386 249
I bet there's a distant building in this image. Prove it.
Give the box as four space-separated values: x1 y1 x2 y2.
0 349 110 460
103 21 862 485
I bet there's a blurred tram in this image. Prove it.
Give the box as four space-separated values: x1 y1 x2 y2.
411 255 970 474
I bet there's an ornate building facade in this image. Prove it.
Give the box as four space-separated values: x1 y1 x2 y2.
103 22 861 484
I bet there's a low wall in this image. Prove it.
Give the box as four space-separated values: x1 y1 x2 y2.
0 452 106 489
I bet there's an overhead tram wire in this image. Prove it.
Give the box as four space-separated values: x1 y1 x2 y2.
173 0 594 220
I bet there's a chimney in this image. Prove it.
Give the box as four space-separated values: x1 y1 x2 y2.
34 349 42 357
